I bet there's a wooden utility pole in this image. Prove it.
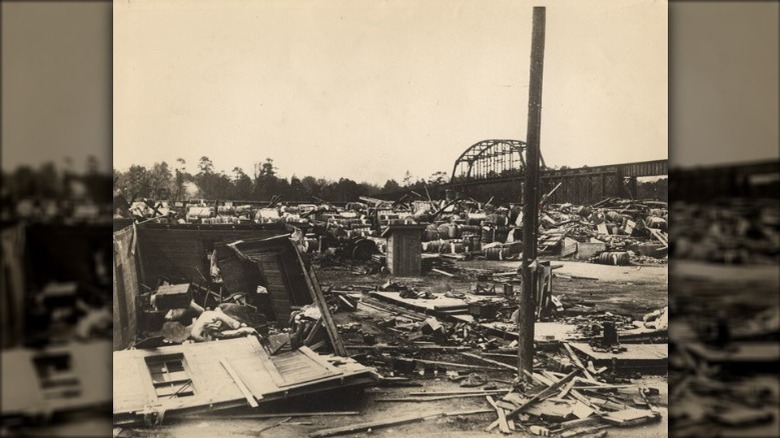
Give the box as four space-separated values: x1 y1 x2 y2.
518 6 546 381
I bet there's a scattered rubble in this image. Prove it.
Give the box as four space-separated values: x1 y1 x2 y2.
110 194 669 436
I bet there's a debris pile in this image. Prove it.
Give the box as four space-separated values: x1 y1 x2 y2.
671 199 779 264
121 196 669 269
110 193 669 436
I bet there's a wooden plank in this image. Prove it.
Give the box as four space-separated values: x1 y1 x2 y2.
407 389 510 396
486 396 511 434
563 342 595 380
602 408 661 426
376 393 503 402
294 249 347 356
558 378 577 398
191 411 361 420
461 352 519 372
569 343 668 361
219 358 259 408
506 369 580 420
297 346 343 375
648 228 668 247
431 268 455 277
393 356 505 371
254 346 287 388
303 318 324 346
269 351 338 387
541 371 602 414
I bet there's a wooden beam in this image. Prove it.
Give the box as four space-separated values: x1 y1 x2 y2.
376 393 504 402
407 389 510 396
394 356 506 371
196 411 361 420
294 248 347 356
219 358 259 408
486 396 511 434
506 369 579 420
563 342 595 381
462 352 519 372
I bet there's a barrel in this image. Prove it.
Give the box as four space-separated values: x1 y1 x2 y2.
423 230 440 242
460 225 481 236
485 247 503 260
425 239 445 253
450 242 466 254
597 252 630 266
465 235 481 252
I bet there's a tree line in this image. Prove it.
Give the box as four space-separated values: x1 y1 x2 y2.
113 156 451 203
1 156 113 204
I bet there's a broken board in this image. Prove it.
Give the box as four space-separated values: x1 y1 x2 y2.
568 342 667 374
113 337 374 425
685 342 780 373
1 341 112 418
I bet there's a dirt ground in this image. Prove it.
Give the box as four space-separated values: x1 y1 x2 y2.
318 259 668 319
112 258 668 438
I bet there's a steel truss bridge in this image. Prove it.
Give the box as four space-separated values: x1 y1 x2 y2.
448 139 668 204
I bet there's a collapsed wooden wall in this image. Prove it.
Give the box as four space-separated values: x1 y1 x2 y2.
1 224 26 349
23 223 112 291
135 223 286 287
113 226 139 350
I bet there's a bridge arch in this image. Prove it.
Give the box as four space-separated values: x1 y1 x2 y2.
450 139 546 183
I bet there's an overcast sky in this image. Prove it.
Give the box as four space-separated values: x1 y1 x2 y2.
670 1 779 168
5 2 776 180
1 1 111 173
113 0 668 184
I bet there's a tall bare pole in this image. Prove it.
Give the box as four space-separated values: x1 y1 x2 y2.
518 6 546 380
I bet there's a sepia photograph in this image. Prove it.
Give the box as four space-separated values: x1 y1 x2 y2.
112 0 669 436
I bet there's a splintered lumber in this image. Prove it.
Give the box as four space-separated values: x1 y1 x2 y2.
648 228 668 248
486 396 511 434
219 359 259 408
294 249 347 356
638 387 660 413
337 295 358 310
506 369 580 420
563 343 595 381
308 408 492 437
558 378 578 398
303 318 324 346
461 352 519 372
540 371 600 412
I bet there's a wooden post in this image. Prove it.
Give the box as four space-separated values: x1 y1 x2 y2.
518 6 546 381
294 248 348 356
